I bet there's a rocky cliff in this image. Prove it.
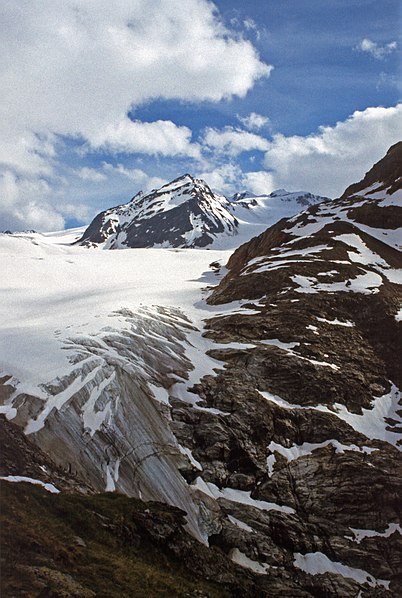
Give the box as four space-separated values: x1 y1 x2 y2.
186 142 402 595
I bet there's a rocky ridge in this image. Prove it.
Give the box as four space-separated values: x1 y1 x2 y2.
77 174 328 249
78 174 237 249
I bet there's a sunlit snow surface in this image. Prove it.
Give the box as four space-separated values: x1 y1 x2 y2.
0 231 232 399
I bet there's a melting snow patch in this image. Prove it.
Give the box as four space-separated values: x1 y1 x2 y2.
230 548 270 574
260 338 339 371
259 384 402 450
292 272 383 295
316 317 354 327
383 268 402 284
329 384 402 449
275 244 330 258
267 440 376 467
105 465 116 491
348 523 402 544
82 371 116 436
293 552 389 589
0 404 17 419
25 362 104 434
259 339 300 350
335 234 388 268
291 275 318 293
148 383 170 405
227 515 255 533
266 454 276 477
213 341 257 350
193 477 295 514
178 445 203 471
317 270 339 277
258 389 309 410
0 475 60 493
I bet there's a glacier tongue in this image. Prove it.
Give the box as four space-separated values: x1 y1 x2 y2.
6 305 217 543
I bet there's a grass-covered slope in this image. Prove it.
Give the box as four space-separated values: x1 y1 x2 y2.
1 482 234 598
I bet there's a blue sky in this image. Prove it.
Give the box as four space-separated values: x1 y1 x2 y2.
152 0 401 135
1 0 401 231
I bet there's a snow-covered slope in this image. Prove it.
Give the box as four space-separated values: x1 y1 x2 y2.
223 189 329 249
77 174 329 250
0 230 236 541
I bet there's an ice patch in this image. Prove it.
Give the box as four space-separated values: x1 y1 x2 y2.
347 523 402 544
293 551 390 589
193 477 295 514
227 515 255 533
148 383 170 405
178 444 203 471
1 475 60 493
82 371 116 436
0 404 17 420
230 548 270 574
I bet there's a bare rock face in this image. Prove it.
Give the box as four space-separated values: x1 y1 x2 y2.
176 144 401 596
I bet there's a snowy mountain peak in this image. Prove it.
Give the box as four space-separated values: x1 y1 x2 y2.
78 174 238 249
77 173 331 250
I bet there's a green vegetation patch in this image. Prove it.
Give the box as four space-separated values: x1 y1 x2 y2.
1 481 228 597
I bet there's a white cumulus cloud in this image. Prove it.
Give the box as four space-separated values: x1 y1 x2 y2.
357 38 398 60
203 127 270 156
75 167 107 182
101 163 166 191
260 104 402 197
0 171 88 232
196 163 243 195
242 171 277 195
237 112 271 131
90 119 200 158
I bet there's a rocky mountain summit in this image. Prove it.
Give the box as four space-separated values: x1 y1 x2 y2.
78 174 237 249
1 145 401 597
78 174 328 249
341 141 402 199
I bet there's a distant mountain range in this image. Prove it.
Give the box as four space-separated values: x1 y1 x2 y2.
77 174 329 249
